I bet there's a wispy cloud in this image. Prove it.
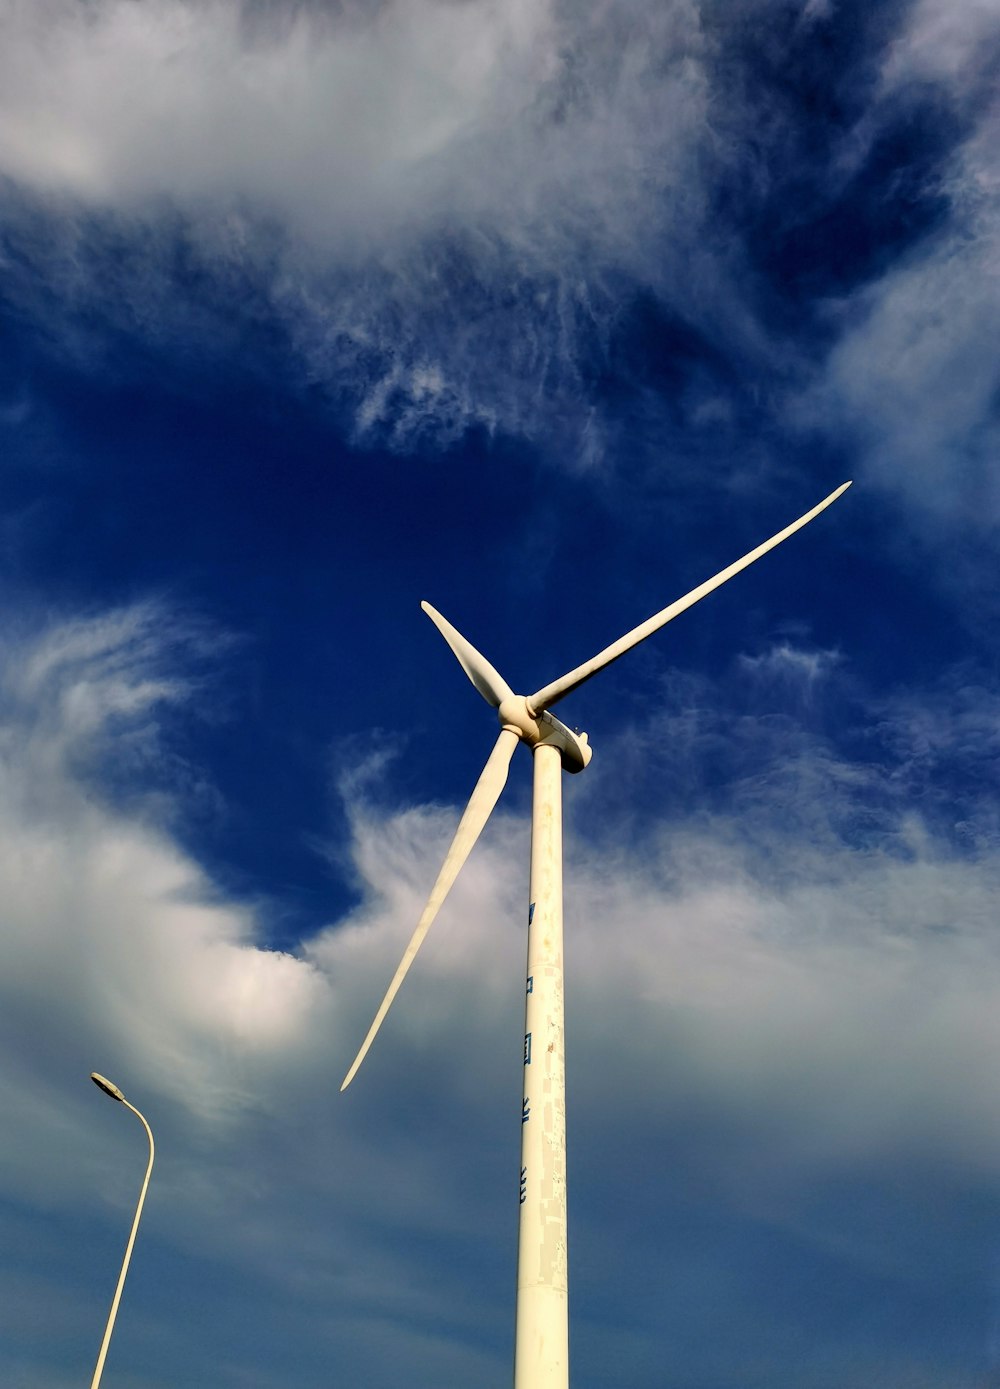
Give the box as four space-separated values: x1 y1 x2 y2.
797 0 1000 532
2 597 998 1381
0 0 733 455
0 601 328 1139
5 0 994 492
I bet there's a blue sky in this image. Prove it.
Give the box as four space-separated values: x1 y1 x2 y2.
1 0 999 1384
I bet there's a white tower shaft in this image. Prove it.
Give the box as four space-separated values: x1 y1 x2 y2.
515 741 569 1389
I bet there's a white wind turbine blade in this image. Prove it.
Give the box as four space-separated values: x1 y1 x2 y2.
529 481 852 713
421 601 514 708
341 726 520 1091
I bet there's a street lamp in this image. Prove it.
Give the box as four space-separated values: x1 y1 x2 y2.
89 1072 155 1389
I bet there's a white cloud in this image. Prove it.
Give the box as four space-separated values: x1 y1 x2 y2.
0 0 738 453
0 601 330 1143
317 640 1000 1185
5 602 998 1183
0 0 707 270
569 835 1000 1173
0 0 560 232
798 0 1000 532
738 642 841 691
882 0 1000 88
811 207 1000 530
2 600 999 1382
3 0 998 489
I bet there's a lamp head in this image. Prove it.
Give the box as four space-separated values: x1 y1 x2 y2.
91 1072 126 1103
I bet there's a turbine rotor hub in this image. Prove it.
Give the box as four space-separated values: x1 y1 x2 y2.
498 693 540 742
498 695 592 774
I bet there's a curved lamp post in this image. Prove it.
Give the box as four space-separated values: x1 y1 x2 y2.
89 1073 155 1389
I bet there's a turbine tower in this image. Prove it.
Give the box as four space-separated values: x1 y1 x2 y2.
341 481 852 1388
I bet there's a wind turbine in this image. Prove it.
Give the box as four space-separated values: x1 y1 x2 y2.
341 480 852 1389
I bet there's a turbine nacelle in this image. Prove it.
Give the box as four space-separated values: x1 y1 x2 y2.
497 694 592 773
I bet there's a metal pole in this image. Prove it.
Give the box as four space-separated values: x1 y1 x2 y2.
89 1078 155 1389
514 740 569 1389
